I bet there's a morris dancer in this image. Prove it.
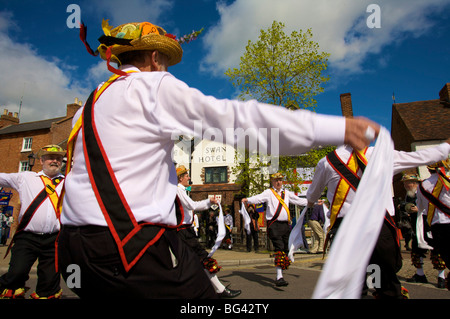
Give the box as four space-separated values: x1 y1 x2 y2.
417 159 450 291
401 174 447 288
307 139 450 298
0 145 65 299
243 173 307 287
59 17 380 298
176 165 241 298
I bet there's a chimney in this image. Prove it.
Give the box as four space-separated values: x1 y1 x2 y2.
340 93 353 118
439 83 450 107
66 98 82 118
0 108 20 128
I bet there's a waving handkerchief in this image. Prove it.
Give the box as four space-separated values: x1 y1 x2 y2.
239 203 252 235
313 127 394 299
208 202 225 257
416 209 433 250
288 206 308 262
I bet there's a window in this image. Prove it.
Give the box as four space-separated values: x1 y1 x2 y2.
204 166 228 184
20 161 30 172
22 137 33 151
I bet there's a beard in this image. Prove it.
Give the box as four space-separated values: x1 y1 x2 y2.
43 163 61 177
406 190 416 198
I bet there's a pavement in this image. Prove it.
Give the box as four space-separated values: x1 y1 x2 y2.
0 238 320 273
0 238 448 292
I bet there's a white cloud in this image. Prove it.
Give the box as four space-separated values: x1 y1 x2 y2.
0 11 89 123
0 0 174 123
201 0 450 77
86 61 112 86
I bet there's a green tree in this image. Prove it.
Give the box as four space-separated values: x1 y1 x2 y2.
225 21 329 111
226 21 331 196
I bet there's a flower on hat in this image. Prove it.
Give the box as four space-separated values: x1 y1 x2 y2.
101 19 113 36
177 28 204 44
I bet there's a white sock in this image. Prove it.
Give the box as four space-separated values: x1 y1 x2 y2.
438 270 445 279
276 267 283 280
205 270 225 293
416 268 425 276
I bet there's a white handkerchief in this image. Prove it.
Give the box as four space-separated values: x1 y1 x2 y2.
208 202 225 257
313 127 394 299
288 206 308 262
239 203 251 235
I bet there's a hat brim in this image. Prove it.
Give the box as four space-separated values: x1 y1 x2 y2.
177 169 189 177
401 178 419 182
38 151 66 159
109 34 182 66
270 174 284 179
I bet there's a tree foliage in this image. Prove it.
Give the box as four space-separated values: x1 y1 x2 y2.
225 21 330 111
226 21 333 196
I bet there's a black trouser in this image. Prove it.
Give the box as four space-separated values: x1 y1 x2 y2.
333 217 403 298
58 225 217 299
369 219 403 299
268 221 290 252
177 226 209 261
0 231 60 297
246 225 259 252
431 223 450 269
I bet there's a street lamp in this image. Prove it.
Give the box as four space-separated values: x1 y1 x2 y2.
27 152 36 171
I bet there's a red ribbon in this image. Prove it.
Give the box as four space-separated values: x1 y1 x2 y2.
105 47 129 77
79 22 98 57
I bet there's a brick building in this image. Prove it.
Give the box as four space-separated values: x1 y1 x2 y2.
0 99 82 230
391 83 450 197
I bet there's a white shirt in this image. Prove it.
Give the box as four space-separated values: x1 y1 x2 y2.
247 187 307 221
61 65 345 227
307 143 450 217
417 173 450 225
0 171 63 234
177 183 211 225
224 213 233 228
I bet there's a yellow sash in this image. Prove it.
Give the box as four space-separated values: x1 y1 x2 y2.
328 149 368 230
426 178 446 226
41 176 62 217
270 188 290 222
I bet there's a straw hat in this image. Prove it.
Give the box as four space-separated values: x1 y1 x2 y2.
176 165 189 177
401 174 420 183
270 172 284 179
103 21 183 66
36 145 66 159
82 19 183 67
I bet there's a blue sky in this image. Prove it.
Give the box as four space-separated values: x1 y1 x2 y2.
1 0 449 132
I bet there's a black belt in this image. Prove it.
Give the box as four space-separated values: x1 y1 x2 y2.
22 231 59 237
62 225 109 234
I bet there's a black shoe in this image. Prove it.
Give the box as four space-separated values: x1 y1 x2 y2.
275 278 289 287
437 277 446 289
406 274 428 283
219 287 241 298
